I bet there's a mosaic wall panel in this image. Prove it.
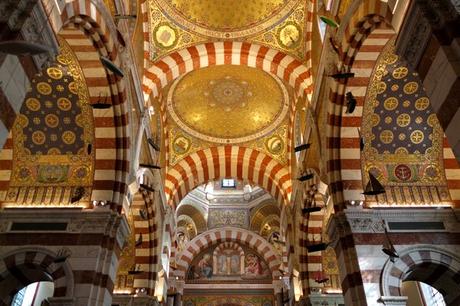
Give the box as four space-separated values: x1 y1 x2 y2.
208 208 249 229
362 43 449 205
147 0 308 61
186 242 271 283
5 38 94 205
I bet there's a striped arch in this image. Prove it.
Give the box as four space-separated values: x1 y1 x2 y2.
165 146 291 208
130 170 163 295
175 227 282 279
143 41 312 101
54 1 130 208
328 14 395 212
381 246 460 305
0 248 74 305
328 1 395 205
334 26 396 206
296 172 329 296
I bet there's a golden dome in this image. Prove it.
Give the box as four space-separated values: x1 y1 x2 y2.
167 65 289 144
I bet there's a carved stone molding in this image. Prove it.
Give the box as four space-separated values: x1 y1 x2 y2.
342 207 460 233
307 293 345 306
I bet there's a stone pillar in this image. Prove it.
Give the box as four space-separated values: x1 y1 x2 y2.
173 292 182 306
275 292 284 306
327 212 367 306
273 278 290 306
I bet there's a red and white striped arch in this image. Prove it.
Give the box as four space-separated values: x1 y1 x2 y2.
165 146 291 208
143 42 313 102
142 42 313 126
174 227 282 279
55 1 129 209
0 247 73 305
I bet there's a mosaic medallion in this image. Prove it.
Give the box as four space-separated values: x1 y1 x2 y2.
277 22 301 49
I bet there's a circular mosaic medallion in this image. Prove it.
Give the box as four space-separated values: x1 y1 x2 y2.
396 113 411 127
376 81 387 94
154 23 178 49
415 97 429 110
379 130 394 144
394 164 412 181
68 82 78 94
47 67 63 80
62 131 76 145
26 98 41 111
168 66 289 144
383 97 398 110
45 114 60 128
424 165 439 180
173 135 191 155
427 113 438 127
73 166 89 180
32 131 46 145
392 66 408 79
57 97 72 111
410 130 424 144
265 135 284 155
17 167 32 181
403 81 418 94
36 82 52 95
371 114 380 126
277 22 301 49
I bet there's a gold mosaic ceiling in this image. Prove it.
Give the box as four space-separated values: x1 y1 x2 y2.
148 0 307 59
162 0 293 32
167 65 288 143
157 0 298 38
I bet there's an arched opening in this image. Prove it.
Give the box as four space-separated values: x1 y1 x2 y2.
402 281 446 306
382 247 460 305
11 281 54 306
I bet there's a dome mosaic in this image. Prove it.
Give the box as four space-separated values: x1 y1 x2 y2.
167 65 289 144
154 0 299 38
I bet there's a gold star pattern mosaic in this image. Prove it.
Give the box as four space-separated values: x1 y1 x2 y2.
10 36 94 188
362 41 447 191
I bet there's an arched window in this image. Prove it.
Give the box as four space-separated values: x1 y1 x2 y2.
11 281 54 306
